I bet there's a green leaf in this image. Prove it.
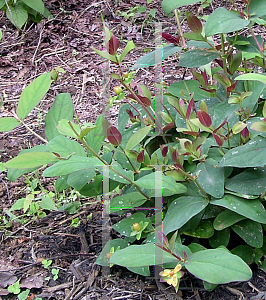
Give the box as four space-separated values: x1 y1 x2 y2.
47 135 86 157
79 178 119 197
231 245 256 265
213 209 245 231
110 192 147 212
225 167 266 195
195 158 224 198
91 47 117 62
39 196 57 211
219 137 266 167
133 171 187 195
6 2 28 29
242 81 265 111
126 126 151 150
45 93 73 141
162 0 201 14
127 266 150 276
67 169 95 190
163 196 209 235
209 228 230 248
179 49 219 68
205 8 250 36
235 73 266 85
167 79 210 101
249 0 266 18
0 117 20 132
55 175 69 192
7 145 48 181
131 44 181 69
85 114 105 156
183 220 214 238
110 243 177 267
0 0 5 9
185 249 252 284
118 41 135 63
16 72 51 119
107 165 134 184
4 152 57 169
251 121 266 132
42 156 104 177
21 0 44 14
232 219 263 248
57 119 80 138
96 239 128 266
112 212 151 237
211 194 266 224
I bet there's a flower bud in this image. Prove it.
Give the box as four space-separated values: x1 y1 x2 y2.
107 34 119 55
137 150 145 163
113 86 123 95
107 126 122 146
161 145 168 158
132 222 142 232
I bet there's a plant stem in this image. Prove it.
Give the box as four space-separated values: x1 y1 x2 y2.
118 145 139 173
68 122 150 200
174 9 186 48
122 82 162 132
220 34 228 75
20 120 48 143
174 166 208 198
226 122 231 150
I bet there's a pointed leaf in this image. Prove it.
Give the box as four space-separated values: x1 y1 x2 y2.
163 196 208 235
110 243 177 267
45 93 73 141
0 117 20 132
225 167 266 195
214 209 245 231
232 219 263 248
219 137 266 167
42 156 104 177
67 169 95 190
179 49 219 68
16 72 51 119
47 135 86 157
57 119 80 138
235 73 266 85
126 126 151 150
118 41 135 63
185 249 252 284
21 0 44 14
162 0 201 14
4 152 57 169
131 44 181 69
110 192 147 212
249 0 266 18
211 194 266 224
6 2 28 29
195 158 224 198
133 171 187 194
205 8 249 36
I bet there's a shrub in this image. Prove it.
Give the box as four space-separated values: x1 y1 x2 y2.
1 0 266 292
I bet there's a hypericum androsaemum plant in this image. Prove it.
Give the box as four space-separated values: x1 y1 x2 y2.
0 0 53 29
1 0 266 293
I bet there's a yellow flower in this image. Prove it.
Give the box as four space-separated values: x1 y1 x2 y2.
159 264 183 292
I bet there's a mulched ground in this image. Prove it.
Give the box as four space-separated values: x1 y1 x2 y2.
1 0 266 299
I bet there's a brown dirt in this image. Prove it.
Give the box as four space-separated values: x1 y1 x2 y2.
0 1 266 299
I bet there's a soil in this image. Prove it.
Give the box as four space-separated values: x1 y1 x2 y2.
0 1 266 299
